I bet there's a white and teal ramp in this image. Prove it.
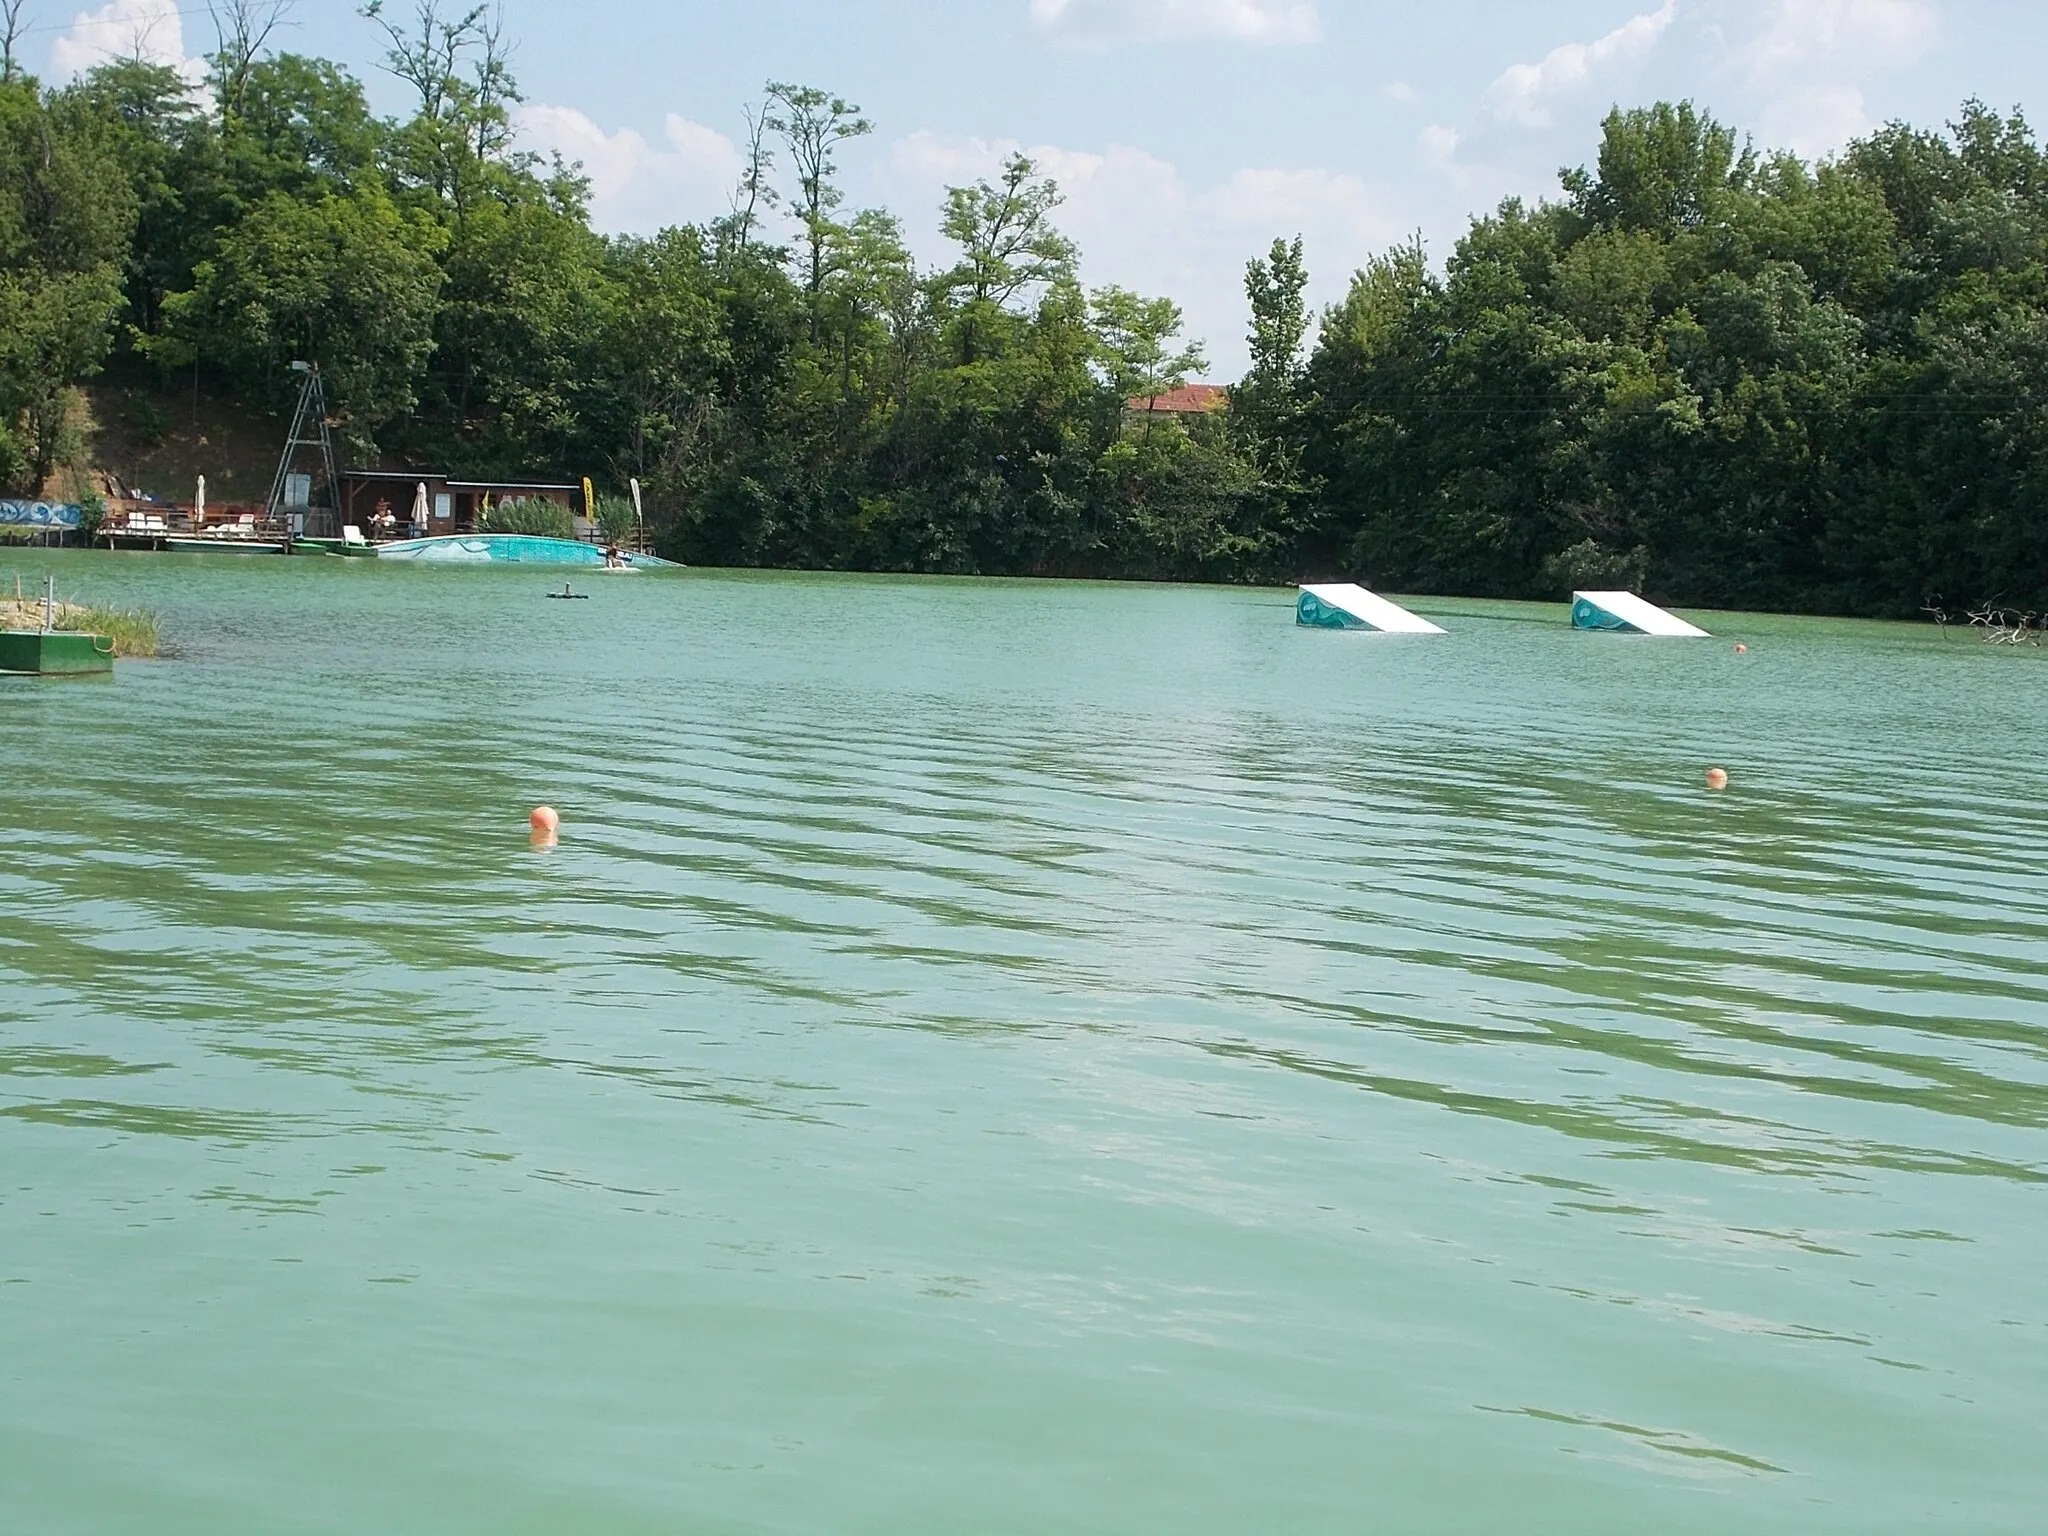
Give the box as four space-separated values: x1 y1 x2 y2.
1296 583 1446 634
376 534 678 568
1570 590 1709 637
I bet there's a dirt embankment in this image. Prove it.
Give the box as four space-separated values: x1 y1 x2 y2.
41 377 289 508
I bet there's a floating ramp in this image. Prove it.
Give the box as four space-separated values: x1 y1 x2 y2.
1296 583 1446 635
1570 590 1710 638
375 534 678 568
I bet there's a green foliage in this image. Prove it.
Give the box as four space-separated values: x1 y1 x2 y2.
1561 102 1751 235
14 3 2038 615
1238 236 1308 423
1092 286 1205 403
1298 98 2048 615
593 495 637 544
478 496 574 539
0 75 136 492
63 603 158 656
763 80 872 333
166 185 444 442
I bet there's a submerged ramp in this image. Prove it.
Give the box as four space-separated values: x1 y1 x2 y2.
1297 583 1446 635
375 534 679 568
1571 590 1710 637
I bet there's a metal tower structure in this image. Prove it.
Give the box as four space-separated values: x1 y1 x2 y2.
266 361 341 537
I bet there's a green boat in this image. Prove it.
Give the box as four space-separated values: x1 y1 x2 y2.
291 536 378 558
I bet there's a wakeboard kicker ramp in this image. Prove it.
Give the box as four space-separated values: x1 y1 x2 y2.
1296 583 1447 635
1570 590 1711 637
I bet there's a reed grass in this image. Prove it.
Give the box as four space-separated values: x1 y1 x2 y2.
1 597 161 657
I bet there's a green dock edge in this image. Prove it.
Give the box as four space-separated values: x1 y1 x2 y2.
0 629 116 674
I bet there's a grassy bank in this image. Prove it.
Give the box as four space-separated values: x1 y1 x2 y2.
1 597 160 657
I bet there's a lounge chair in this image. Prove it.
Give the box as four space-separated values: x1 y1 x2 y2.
341 525 368 547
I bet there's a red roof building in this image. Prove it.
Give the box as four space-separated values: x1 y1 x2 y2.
1126 383 1229 415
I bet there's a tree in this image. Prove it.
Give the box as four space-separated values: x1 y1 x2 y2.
589 226 726 490
58 59 205 344
1244 236 1307 386
209 0 296 121
939 153 1075 363
763 80 871 337
0 76 137 491
363 0 527 221
1090 286 1205 405
940 153 1075 309
166 186 444 441
1234 234 1308 443
224 53 385 200
2 0 29 85
717 100 778 255
1562 101 1751 235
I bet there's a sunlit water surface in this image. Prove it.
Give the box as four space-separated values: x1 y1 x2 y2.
2 551 2044 1533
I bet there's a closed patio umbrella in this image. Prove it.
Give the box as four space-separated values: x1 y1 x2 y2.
194 474 205 529
412 481 430 531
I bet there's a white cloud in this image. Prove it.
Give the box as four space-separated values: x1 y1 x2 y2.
1383 80 1421 105
1728 0 1938 157
49 0 204 85
1742 0 1935 72
1419 124 1460 170
1484 0 1677 128
889 130 1395 375
1761 81 1876 157
516 105 743 235
1028 0 1319 44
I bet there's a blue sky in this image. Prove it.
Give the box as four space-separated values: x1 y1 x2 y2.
33 0 2047 374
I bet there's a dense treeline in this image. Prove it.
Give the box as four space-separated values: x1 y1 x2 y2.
1 7 2042 613
1299 101 2048 617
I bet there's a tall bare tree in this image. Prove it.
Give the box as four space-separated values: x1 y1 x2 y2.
361 0 486 123
724 100 778 253
360 1 522 217
1 0 30 84
466 3 518 164
209 0 295 119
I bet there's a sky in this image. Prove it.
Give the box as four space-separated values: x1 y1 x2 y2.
25 0 2048 375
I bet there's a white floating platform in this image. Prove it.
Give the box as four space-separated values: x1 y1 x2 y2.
1296 583 1446 635
1570 590 1710 638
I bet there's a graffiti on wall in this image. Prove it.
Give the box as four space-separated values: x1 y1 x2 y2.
0 501 84 528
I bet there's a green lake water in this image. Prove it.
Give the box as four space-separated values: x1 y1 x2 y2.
2 550 2044 1533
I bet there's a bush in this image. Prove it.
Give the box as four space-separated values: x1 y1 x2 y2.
478 496 574 539
593 494 637 545
127 396 171 448
1541 538 1650 596
65 604 159 657
76 490 107 537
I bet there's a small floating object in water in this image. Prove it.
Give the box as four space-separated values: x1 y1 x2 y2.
1705 767 1730 791
547 582 588 600
1734 643 1748 654
530 804 560 851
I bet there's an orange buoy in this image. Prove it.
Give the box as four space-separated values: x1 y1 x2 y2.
1705 767 1730 791
530 805 560 833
